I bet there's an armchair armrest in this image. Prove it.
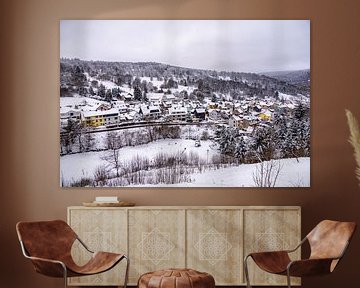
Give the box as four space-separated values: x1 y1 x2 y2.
19 240 67 277
25 255 67 278
76 235 94 254
247 251 292 274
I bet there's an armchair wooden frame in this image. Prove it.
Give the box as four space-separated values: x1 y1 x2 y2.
16 220 129 288
244 220 356 288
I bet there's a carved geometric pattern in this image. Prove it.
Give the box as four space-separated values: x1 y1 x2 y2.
194 227 232 265
83 227 113 252
252 228 287 252
138 228 175 265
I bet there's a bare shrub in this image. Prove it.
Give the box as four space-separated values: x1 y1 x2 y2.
94 165 108 186
252 159 283 187
70 177 92 187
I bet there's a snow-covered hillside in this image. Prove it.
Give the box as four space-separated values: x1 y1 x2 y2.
60 139 309 187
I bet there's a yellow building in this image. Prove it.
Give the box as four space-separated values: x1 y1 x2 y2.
82 109 119 127
259 110 272 121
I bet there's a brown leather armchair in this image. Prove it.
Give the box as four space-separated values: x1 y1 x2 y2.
16 220 129 288
244 220 356 288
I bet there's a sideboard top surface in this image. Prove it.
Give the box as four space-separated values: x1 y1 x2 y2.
68 205 301 210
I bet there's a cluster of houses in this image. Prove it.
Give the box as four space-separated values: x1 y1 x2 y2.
60 91 300 133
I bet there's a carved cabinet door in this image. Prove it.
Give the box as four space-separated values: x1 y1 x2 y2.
243 209 301 286
128 209 186 284
68 208 128 286
186 209 243 285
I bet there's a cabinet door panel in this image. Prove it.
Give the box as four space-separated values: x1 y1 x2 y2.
187 209 243 285
128 209 186 284
68 209 127 286
244 209 301 286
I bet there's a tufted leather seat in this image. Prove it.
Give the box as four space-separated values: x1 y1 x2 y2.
138 268 215 288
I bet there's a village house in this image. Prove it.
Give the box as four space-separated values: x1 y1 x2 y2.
139 105 161 121
168 106 188 122
60 108 81 121
147 93 163 106
82 108 120 127
123 93 133 102
96 103 112 111
208 102 218 109
229 115 242 128
208 109 221 121
194 108 206 121
259 110 272 121
60 108 81 128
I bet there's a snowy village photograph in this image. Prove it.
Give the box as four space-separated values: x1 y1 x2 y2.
60 20 310 187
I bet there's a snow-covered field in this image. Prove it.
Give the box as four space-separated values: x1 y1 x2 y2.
279 92 310 104
60 138 310 187
176 157 310 187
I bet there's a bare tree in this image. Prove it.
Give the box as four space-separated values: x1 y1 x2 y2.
252 159 283 187
102 132 122 178
83 131 95 151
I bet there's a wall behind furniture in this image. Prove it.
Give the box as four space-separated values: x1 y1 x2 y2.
1 0 360 287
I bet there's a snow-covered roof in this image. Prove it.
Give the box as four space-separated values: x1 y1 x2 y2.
261 110 272 117
169 106 188 115
60 107 81 114
231 115 242 121
195 108 206 113
83 108 119 118
148 93 163 101
140 105 160 115
164 94 175 99
243 115 257 121
149 106 160 113
128 110 138 117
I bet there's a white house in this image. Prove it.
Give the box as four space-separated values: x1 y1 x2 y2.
229 115 242 128
168 106 188 122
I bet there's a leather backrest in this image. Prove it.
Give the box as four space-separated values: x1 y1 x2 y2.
16 220 77 261
307 220 356 260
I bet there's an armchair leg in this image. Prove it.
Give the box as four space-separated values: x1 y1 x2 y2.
62 264 68 288
286 269 291 288
244 255 252 288
123 255 130 288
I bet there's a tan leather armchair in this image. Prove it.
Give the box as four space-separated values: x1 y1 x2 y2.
16 220 129 288
244 220 356 288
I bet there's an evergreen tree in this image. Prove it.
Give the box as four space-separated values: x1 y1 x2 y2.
143 91 148 102
132 77 141 88
273 113 288 157
211 94 217 103
89 86 96 96
98 84 106 98
134 86 142 101
167 77 178 89
72 65 87 87
251 126 275 161
105 90 112 102
234 136 248 163
215 127 238 156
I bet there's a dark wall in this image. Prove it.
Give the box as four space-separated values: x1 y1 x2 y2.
1 0 360 287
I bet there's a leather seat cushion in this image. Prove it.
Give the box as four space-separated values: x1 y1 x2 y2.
138 268 215 288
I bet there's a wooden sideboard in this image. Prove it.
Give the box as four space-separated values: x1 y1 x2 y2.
67 206 301 286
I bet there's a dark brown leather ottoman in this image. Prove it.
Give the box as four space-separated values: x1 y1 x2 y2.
138 268 215 288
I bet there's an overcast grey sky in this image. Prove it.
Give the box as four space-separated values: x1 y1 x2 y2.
60 20 310 73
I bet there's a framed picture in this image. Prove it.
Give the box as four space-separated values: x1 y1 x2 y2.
60 20 310 187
